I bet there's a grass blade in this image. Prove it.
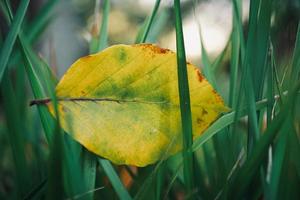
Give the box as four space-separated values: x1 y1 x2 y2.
0 0 29 82
174 0 194 195
99 159 132 200
3 0 55 143
96 0 110 52
192 98 269 152
136 0 161 43
0 73 30 197
226 82 300 199
26 0 59 43
290 21 300 83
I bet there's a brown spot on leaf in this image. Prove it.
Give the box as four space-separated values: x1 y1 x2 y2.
134 44 171 54
197 117 204 124
196 69 204 82
202 109 208 115
61 106 67 113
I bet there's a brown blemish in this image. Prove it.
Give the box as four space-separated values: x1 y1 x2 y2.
197 117 204 124
61 105 67 113
202 109 208 115
133 44 171 54
196 69 204 82
211 89 225 104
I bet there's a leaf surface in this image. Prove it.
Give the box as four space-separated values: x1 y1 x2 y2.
45 44 229 166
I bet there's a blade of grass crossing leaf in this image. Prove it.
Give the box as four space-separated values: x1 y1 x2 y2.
99 159 132 200
0 0 29 82
20 39 55 143
37 48 66 200
192 98 270 152
39 58 88 198
97 0 110 51
174 0 194 194
39 60 64 198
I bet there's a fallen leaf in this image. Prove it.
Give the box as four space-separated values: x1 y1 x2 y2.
35 44 229 167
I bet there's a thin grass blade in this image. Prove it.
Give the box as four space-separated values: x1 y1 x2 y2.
0 0 29 82
174 0 194 195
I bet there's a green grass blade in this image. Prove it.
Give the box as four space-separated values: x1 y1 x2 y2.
136 0 161 43
174 0 194 195
229 0 242 107
0 1 10 22
26 0 59 43
81 150 97 200
265 121 290 200
211 38 230 72
3 0 55 143
97 0 110 51
192 1 215 87
21 40 55 142
0 73 30 197
143 9 169 43
46 126 64 200
23 178 47 200
99 159 132 200
192 99 268 152
6 0 59 67
290 21 300 83
226 82 300 199
0 0 29 82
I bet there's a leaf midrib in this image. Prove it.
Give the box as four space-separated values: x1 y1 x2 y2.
30 97 215 108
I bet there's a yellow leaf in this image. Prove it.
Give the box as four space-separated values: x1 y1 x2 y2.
46 44 229 167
